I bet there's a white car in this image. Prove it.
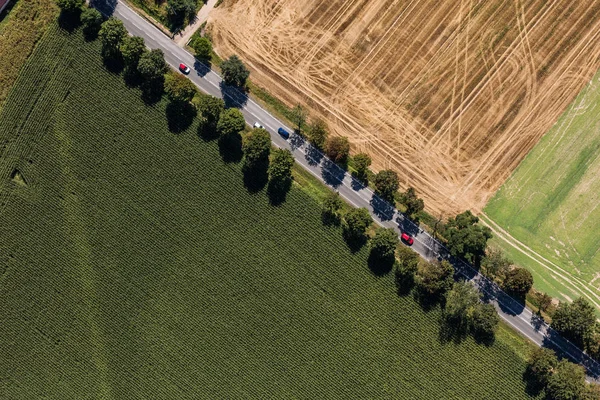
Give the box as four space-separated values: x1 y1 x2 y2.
253 122 264 129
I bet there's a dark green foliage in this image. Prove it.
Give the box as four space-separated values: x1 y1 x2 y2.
481 247 512 282
445 210 492 265
537 292 554 313
192 36 212 61
445 281 480 327
325 136 350 165
546 361 586 400
307 119 328 150
415 259 454 298
394 246 420 294
165 73 197 103
193 93 225 137
502 267 533 299
552 297 597 348
98 17 127 59
373 169 399 204
221 55 250 87
138 49 168 81
322 191 343 225
242 128 271 170
526 347 559 388
80 7 103 38
470 303 499 340
368 227 399 275
399 187 424 220
353 153 371 183
369 228 399 262
217 108 245 137
0 26 546 400
121 36 146 71
291 104 307 134
342 207 372 244
267 148 294 201
56 0 84 12
167 0 197 25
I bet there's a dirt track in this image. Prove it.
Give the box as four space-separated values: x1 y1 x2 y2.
210 0 600 214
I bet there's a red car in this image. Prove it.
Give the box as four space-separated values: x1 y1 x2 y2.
401 232 414 246
179 63 190 74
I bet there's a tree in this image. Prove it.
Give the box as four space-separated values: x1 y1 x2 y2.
373 169 399 204
537 292 554 314
167 0 197 25
322 191 344 225
445 210 492 265
415 259 454 298
526 347 559 388
585 384 600 400
99 17 127 59
399 187 424 219
242 128 271 170
395 246 420 292
56 0 84 13
552 297 597 348
193 94 225 131
217 108 245 138
81 7 103 37
307 119 328 150
445 281 480 327
342 207 372 241
369 228 399 263
546 360 586 400
165 73 197 103
291 104 307 134
138 49 168 81
502 267 533 299
121 36 146 71
481 247 512 282
325 136 350 165
353 152 371 183
192 36 212 61
268 148 294 190
221 55 250 87
470 303 499 339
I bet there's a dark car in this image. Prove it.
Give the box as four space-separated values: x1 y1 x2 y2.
179 63 190 74
278 127 290 139
401 232 414 246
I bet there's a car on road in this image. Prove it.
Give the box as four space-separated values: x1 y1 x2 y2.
253 122 264 129
179 63 190 74
401 232 414 246
278 127 290 139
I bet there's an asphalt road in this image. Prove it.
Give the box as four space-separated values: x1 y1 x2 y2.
97 0 600 380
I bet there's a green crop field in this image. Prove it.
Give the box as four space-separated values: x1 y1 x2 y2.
483 71 600 311
0 25 538 399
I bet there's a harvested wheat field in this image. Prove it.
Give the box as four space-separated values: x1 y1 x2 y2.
210 0 600 214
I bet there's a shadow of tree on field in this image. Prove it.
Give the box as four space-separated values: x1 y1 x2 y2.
166 101 196 133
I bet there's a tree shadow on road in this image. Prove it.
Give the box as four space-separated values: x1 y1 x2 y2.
370 195 395 222
220 81 248 109
321 159 345 189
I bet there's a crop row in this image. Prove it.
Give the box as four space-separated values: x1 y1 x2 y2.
0 26 535 399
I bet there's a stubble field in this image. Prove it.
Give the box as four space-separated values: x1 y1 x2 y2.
210 0 600 214
0 24 539 399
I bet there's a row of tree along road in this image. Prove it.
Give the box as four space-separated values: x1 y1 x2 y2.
56 1 600 397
